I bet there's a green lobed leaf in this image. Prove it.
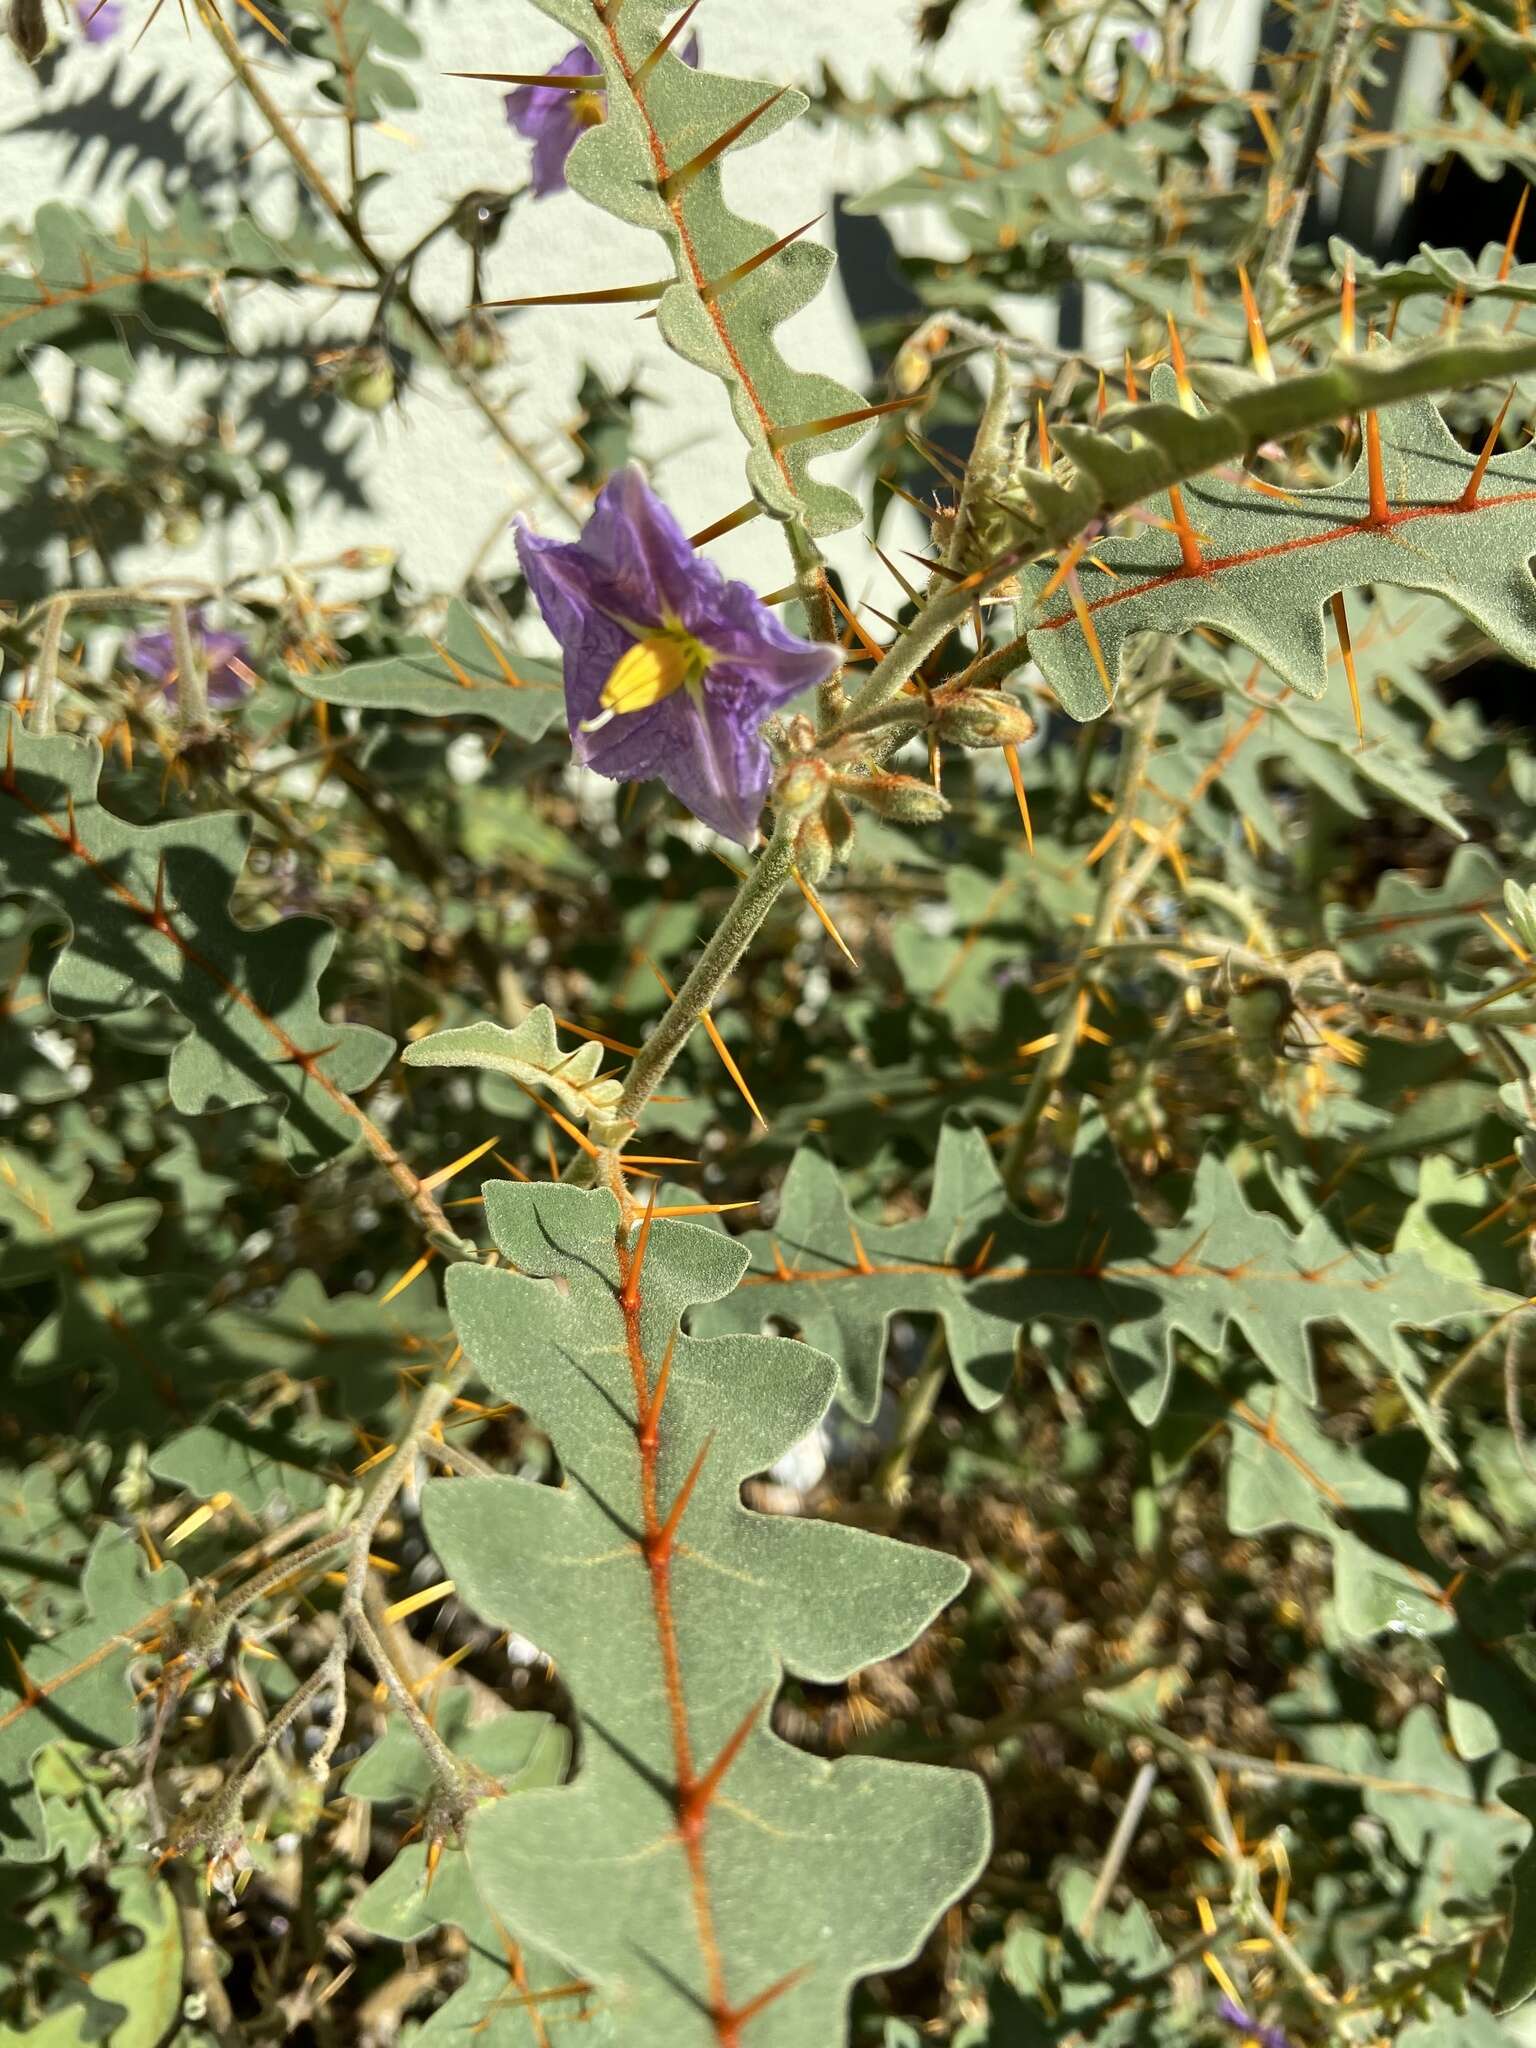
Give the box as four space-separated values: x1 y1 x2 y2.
698 1118 1510 1424
289 599 564 740
526 0 872 535
401 1005 625 1124
422 1182 988 2047
0 710 393 1170
1020 368 1536 720
0 1528 184 1858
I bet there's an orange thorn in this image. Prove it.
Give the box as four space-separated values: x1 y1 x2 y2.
420 1132 502 1194
1340 253 1356 352
380 1248 437 1306
1096 369 1108 422
651 1432 713 1562
1363 409 1388 525
447 67 605 88
1460 387 1515 508
633 0 702 85
482 279 669 310
702 211 826 304
966 1231 997 1278
622 1184 659 1311
1003 742 1034 853
689 501 763 549
678 1691 768 1840
1500 186 1531 283
1329 592 1364 745
1165 313 1195 411
825 580 888 665
791 864 859 967
1036 399 1054 473
511 1078 599 1158
846 1218 875 1275
5 1637 40 1705
722 1966 811 2033
646 956 767 1127
662 88 789 200
1066 567 1114 701
770 393 921 454
1123 347 1140 403
553 1016 642 1056
492 1151 531 1183
653 1199 757 1217
1167 485 1206 575
638 1328 676 1452
1237 265 1274 380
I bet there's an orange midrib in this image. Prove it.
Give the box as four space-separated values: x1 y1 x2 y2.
1034 486 1536 637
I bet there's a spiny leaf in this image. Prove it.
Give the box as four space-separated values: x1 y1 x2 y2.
401 1005 626 1125
422 1182 988 2047
1021 366 1536 720
0 710 393 1171
349 1700 598 2042
0 1528 184 1857
528 0 871 535
699 1119 1510 1425
289 597 564 740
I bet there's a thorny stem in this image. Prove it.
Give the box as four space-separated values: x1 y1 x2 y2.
198 2 584 530
1001 664 1171 1192
1085 1692 1339 2017
1257 0 1364 291
339 1351 476 1793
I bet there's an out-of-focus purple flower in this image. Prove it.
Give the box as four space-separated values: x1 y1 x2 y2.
126 609 253 709
504 34 699 197
75 1 121 41
515 465 838 845
1217 1997 1292 2048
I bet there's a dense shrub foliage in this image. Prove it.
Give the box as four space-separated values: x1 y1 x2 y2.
8 1 1536 2043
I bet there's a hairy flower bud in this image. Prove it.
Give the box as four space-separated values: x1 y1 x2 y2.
935 688 1037 750
6 0 47 60
837 770 948 825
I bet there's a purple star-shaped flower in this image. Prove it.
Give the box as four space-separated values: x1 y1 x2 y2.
1217 1997 1292 2048
504 35 698 197
126 609 253 709
516 465 838 845
75 0 121 41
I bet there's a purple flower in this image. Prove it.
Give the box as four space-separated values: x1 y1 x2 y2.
1218 1997 1292 2048
126 609 253 709
515 465 838 845
504 35 698 197
75 1 121 40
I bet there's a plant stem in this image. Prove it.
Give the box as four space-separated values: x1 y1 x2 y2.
198 2 584 531
610 818 798 1132
29 596 68 736
169 598 208 728
1258 0 1364 289
1001 667 1170 1191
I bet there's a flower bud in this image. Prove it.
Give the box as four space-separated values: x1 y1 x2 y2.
775 756 831 821
935 688 1036 750
6 0 47 61
837 770 948 825
892 342 932 397
794 810 836 886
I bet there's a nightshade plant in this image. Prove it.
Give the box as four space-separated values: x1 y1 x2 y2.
13 1 1536 2043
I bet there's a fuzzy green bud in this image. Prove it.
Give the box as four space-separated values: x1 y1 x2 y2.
935 688 1037 750
837 770 948 825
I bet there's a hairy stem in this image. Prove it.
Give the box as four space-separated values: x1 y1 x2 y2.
610 817 798 1134
28 596 68 737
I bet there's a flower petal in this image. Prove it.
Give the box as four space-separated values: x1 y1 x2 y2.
504 43 597 197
